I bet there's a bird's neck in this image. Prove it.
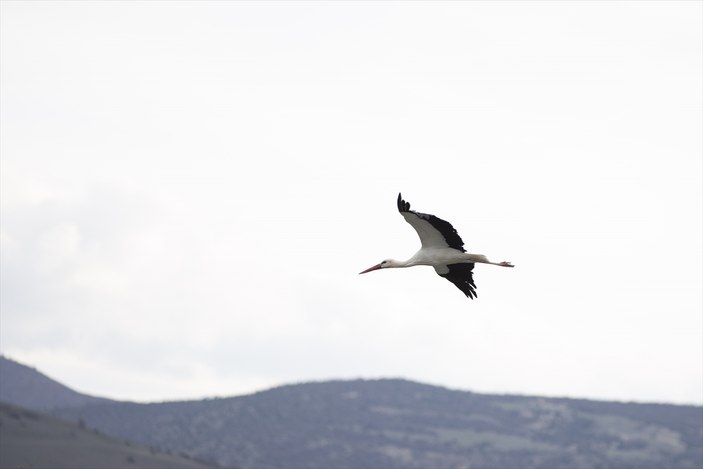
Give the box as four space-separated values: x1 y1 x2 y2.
388 259 413 268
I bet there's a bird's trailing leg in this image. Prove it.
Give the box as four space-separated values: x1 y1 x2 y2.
486 260 514 267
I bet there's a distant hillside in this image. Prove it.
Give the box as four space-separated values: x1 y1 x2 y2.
0 402 216 469
0 356 112 411
54 380 703 469
2 356 702 469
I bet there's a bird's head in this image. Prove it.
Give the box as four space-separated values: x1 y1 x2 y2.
359 259 396 274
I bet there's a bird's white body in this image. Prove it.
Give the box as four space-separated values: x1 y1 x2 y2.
386 249 489 269
360 193 513 299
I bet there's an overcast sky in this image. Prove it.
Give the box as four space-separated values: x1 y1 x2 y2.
1 1 701 405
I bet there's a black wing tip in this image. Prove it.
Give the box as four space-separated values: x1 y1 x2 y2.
459 279 477 299
440 264 477 299
450 281 477 299
397 192 411 213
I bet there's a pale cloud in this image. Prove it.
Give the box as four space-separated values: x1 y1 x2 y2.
1 1 701 404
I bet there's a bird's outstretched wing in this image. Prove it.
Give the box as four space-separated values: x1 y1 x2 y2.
434 263 477 299
397 193 465 252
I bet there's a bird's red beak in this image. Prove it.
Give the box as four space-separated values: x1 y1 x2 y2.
359 263 383 274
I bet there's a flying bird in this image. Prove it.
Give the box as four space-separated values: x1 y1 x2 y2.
360 193 514 298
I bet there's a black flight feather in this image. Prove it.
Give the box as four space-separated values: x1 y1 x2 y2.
438 263 477 299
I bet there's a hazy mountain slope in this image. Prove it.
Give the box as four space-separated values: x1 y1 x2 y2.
2 356 701 469
54 379 703 469
0 356 112 411
0 402 216 469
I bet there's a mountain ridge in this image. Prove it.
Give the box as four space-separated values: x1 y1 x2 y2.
0 401 217 469
0 355 113 411
51 378 703 468
3 355 697 408
1 356 701 469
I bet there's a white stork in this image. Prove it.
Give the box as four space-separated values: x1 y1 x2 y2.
360 193 514 298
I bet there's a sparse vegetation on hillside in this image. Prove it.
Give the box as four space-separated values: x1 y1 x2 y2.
0 402 216 469
54 380 703 469
2 357 701 469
